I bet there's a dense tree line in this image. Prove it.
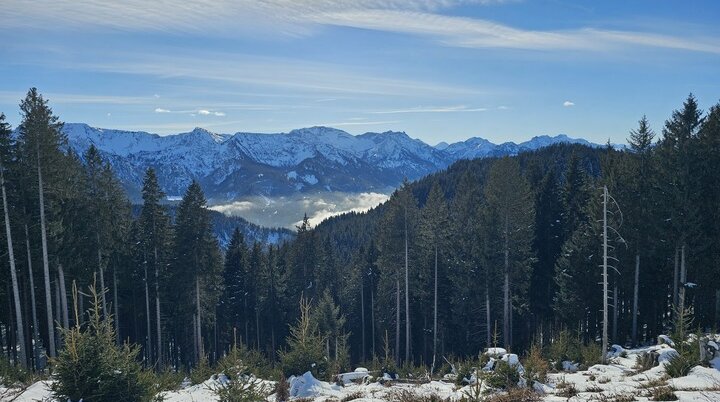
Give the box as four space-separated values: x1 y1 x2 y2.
0 90 718 375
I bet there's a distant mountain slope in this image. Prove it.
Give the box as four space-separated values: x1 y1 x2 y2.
64 123 600 201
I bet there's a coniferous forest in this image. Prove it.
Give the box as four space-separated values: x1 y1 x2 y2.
0 88 719 387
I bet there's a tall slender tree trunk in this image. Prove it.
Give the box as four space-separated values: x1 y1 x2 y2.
601 186 609 364
673 246 679 307
485 281 491 348
613 282 618 341
679 244 687 313
395 278 400 363
54 278 60 348
255 307 260 350
371 279 376 358
97 237 107 318
432 244 438 374
144 263 152 363
58 264 68 330
632 254 640 345
196 277 203 361
154 246 162 368
503 215 510 348
404 209 410 363
360 277 366 362
2 172 26 368
24 223 40 370
37 158 55 358
113 266 120 345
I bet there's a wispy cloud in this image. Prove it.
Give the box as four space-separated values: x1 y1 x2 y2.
563 101 575 107
370 105 488 114
316 120 401 127
41 51 482 98
154 107 225 116
4 1 718 54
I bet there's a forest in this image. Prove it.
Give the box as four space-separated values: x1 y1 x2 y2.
0 88 719 383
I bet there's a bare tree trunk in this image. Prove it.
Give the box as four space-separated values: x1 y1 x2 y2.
485 281 491 348
154 246 162 368
144 263 152 364
395 278 400 363
196 277 203 361
601 186 609 364
673 246 679 307
1 172 27 368
613 282 618 341
371 279 376 358
113 266 120 345
37 159 55 357
404 208 410 363
58 264 68 330
679 244 687 313
503 215 510 348
432 244 438 374
97 239 107 318
54 278 60 349
244 295 248 347
255 307 260 350
24 223 40 370
360 277 366 361
632 254 640 345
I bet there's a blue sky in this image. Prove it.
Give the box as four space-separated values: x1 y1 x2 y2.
1 0 719 145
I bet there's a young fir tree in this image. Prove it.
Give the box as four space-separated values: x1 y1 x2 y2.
312 289 350 375
51 283 156 402
483 157 535 348
280 297 326 378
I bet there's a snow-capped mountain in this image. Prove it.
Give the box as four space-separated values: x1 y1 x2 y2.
63 123 598 201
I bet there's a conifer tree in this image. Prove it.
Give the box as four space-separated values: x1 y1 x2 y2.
418 181 449 371
171 181 222 366
17 88 68 358
657 94 703 313
0 113 26 368
137 168 170 365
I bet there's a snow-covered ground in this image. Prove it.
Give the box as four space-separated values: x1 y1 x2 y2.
3 341 720 401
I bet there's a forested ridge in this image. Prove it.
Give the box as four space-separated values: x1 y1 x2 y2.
0 89 719 379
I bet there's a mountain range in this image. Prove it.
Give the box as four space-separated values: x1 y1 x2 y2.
63 123 598 202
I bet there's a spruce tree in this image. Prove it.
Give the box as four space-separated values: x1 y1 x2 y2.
137 167 170 365
17 88 68 358
170 180 222 366
0 113 26 368
418 181 449 371
483 157 535 348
